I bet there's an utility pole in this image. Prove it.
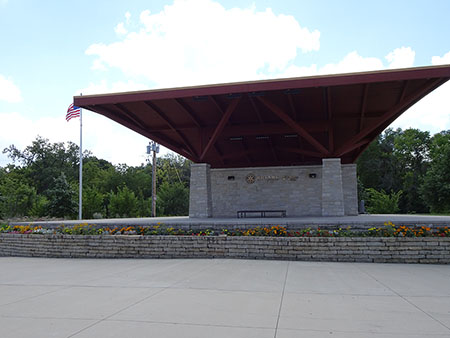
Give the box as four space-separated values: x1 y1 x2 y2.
147 141 159 217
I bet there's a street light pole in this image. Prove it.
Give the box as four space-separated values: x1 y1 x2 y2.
151 147 156 217
147 141 159 217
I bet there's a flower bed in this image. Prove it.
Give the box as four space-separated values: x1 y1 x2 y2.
1 222 450 237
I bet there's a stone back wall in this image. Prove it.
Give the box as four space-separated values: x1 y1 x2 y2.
211 165 322 217
210 165 357 217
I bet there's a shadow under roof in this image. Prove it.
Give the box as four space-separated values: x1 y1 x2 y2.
74 65 450 168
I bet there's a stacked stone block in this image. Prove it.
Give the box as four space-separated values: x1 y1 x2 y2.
321 158 345 216
190 159 358 218
341 164 358 216
1 234 449 264
189 163 212 218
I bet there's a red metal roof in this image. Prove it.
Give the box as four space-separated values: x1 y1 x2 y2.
74 65 450 168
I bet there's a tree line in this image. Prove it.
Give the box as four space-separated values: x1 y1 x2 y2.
0 136 190 219
357 128 450 214
0 127 449 220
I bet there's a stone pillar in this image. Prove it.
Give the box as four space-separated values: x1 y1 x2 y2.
321 158 345 216
342 164 358 216
189 163 212 218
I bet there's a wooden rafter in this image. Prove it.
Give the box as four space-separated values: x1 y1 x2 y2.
397 80 409 104
257 97 329 155
249 97 263 123
212 121 330 137
324 87 334 152
200 98 240 161
334 78 444 157
99 105 192 159
208 96 227 118
275 146 323 158
287 94 297 120
173 98 202 128
144 101 198 159
359 83 369 132
248 96 277 162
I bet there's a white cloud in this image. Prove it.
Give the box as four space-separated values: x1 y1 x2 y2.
78 80 148 95
0 79 167 167
431 51 450 65
114 22 127 36
385 47 415 69
0 110 156 167
319 51 384 74
125 11 131 23
277 50 397 78
390 82 450 133
86 0 320 88
390 51 450 133
0 74 22 102
0 111 79 166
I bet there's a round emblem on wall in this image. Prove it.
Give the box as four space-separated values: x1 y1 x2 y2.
246 173 256 184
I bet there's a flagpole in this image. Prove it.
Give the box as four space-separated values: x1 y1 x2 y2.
79 94 83 220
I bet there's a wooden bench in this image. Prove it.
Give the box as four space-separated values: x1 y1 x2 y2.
237 210 286 218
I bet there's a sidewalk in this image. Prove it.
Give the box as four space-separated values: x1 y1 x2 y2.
0 258 449 337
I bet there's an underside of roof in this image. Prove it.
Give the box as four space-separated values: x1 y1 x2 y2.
74 65 450 168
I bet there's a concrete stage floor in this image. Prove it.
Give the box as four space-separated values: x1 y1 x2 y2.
15 214 450 230
1 257 450 338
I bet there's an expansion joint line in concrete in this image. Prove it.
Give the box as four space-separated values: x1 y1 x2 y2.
274 261 290 338
356 266 450 333
66 260 220 338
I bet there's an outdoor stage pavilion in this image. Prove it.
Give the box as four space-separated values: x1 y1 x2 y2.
74 65 450 219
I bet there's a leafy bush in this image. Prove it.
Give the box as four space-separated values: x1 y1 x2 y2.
109 185 138 218
157 182 189 216
365 188 402 214
82 187 104 219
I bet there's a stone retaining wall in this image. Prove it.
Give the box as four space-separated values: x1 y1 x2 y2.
1 234 449 263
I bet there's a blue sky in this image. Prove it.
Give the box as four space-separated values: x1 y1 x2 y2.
1 0 449 166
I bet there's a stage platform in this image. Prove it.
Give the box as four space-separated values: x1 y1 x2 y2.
10 214 450 230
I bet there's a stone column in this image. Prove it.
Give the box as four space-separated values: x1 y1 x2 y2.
189 163 212 218
321 158 345 216
342 164 358 215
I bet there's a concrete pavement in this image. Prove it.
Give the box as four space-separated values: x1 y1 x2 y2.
1 257 450 337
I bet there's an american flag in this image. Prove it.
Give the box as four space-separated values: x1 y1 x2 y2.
66 103 81 121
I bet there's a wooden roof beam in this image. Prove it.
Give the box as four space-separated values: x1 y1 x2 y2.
100 105 192 159
173 98 202 128
200 98 240 161
334 78 444 157
257 96 329 156
358 83 369 132
144 101 199 160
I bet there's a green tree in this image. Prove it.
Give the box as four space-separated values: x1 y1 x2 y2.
3 136 86 194
45 173 77 218
0 175 37 218
109 185 138 218
421 131 450 213
157 181 189 216
393 128 431 213
357 129 402 194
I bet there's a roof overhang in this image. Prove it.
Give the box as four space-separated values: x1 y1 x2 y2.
74 65 450 168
